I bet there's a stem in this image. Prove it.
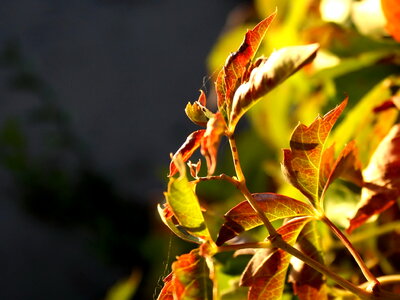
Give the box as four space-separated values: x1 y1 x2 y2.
321 215 379 285
217 241 271 253
192 174 240 188
226 133 374 299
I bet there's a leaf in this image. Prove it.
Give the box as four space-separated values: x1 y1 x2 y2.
216 11 277 120
229 44 319 131
165 169 211 241
347 124 400 233
158 203 204 244
200 112 226 175
105 270 141 300
158 249 213 300
381 0 400 42
289 221 328 300
216 193 315 246
240 217 313 300
169 130 206 177
282 99 347 208
185 90 214 126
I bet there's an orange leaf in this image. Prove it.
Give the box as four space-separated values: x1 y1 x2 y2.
200 112 226 175
216 11 276 118
347 124 400 233
240 217 313 300
216 193 315 246
381 0 400 42
169 130 206 177
282 99 347 208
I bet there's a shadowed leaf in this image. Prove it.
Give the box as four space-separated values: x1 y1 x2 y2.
348 124 400 233
216 11 276 120
158 249 213 300
241 217 313 300
289 221 328 300
282 99 347 208
200 112 226 175
169 130 206 177
229 44 319 131
216 193 315 246
165 170 211 241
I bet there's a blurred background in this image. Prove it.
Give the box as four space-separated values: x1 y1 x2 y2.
1 0 400 299
0 1 250 299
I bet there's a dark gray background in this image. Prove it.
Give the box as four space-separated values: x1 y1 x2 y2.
0 1 248 299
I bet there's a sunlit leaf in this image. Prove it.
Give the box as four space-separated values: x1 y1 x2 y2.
216 193 316 246
165 170 211 241
289 221 328 300
216 11 276 120
347 124 400 233
158 249 213 300
282 99 347 208
169 130 206 177
200 112 226 175
105 270 141 300
240 217 313 300
381 0 400 42
185 90 214 126
229 44 319 131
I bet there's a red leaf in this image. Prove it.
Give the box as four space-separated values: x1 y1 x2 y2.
157 249 213 300
381 0 400 42
347 124 400 233
289 221 328 300
169 130 206 177
216 11 276 117
200 112 226 175
240 217 313 300
282 99 347 207
216 193 315 246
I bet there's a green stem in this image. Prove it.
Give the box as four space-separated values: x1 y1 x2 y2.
321 215 379 286
193 174 240 188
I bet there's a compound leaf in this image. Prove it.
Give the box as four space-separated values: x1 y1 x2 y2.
216 193 315 246
240 217 313 300
282 99 347 208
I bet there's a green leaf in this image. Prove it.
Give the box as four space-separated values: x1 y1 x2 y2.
216 11 277 121
216 193 315 246
158 249 213 300
282 99 347 208
289 221 328 300
165 171 211 241
105 271 141 300
185 90 214 126
240 217 313 300
229 44 319 131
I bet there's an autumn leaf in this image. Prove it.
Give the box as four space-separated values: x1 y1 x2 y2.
165 167 211 241
185 90 214 126
381 0 400 42
216 11 276 120
200 112 226 175
240 217 313 300
157 249 213 300
216 193 316 246
289 221 328 300
229 44 319 131
347 124 400 233
282 99 347 208
169 130 206 177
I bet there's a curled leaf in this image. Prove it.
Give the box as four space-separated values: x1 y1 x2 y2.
348 124 400 233
282 99 347 208
200 112 226 175
229 44 319 131
216 193 315 246
185 90 214 126
216 11 277 119
169 130 206 177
